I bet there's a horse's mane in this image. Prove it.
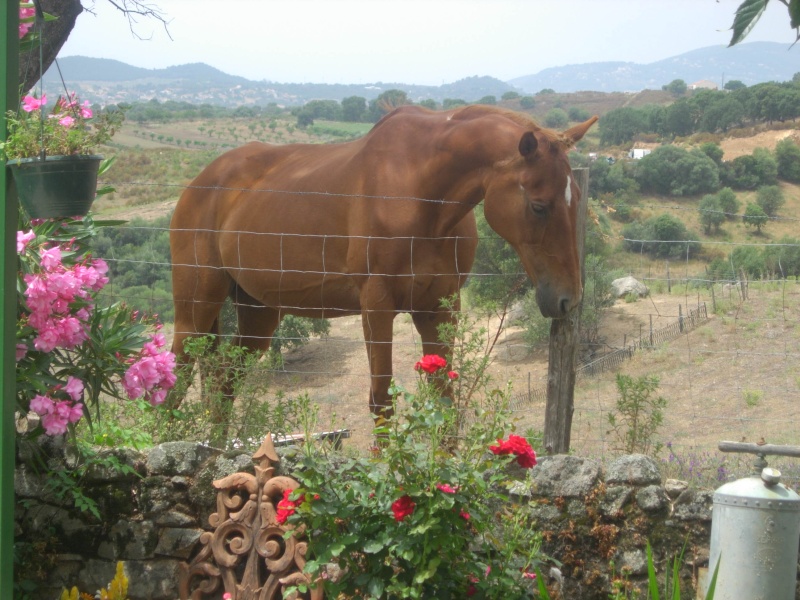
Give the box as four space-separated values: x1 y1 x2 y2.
373 103 573 150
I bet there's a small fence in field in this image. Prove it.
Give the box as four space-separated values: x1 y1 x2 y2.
578 302 709 378
510 302 711 409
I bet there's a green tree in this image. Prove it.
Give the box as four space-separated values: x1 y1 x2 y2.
477 95 497 105
699 95 744 132
756 184 785 216
775 138 800 182
418 99 438 110
519 96 536 109
442 98 467 109
622 214 700 259
501 91 520 101
537 88 556 95
724 80 747 91
752 147 778 185
743 202 768 232
599 107 647 146
544 108 569 128
699 142 724 166
664 99 695 137
635 145 719 196
368 89 411 121
341 96 367 122
662 79 687 96
568 106 591 122
716 187 740 219
698 194 725 234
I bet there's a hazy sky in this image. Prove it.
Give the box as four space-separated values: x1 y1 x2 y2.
59 0 798 85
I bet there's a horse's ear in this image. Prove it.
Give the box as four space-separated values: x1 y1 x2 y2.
564 116 599 146
519 131 538 158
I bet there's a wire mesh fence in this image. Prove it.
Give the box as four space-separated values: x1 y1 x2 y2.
88 174 800 488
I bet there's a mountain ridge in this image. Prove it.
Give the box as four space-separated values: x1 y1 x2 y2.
43 42 799 107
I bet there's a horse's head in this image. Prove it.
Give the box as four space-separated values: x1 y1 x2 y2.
483 116 598 318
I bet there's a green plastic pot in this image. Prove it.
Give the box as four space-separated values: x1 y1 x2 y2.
7 154 102 219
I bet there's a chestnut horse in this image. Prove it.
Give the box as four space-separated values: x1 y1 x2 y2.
170 105 597 419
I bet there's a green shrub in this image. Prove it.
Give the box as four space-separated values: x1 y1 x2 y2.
607 373 667 456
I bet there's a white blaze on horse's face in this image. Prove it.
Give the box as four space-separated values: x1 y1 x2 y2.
565 175 572 207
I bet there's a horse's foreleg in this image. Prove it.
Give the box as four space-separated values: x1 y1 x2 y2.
360 285 397 424
205 298 281 435
411 302 459 360
411 296 460 398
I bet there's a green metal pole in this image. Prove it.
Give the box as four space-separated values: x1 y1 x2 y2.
1 1 19 595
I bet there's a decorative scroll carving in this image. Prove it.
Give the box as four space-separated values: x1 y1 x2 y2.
179 435 323 600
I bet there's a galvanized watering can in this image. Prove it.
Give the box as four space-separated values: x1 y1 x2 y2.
704 441 800 600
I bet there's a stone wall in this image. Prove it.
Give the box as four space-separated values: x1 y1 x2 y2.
16 443 716 599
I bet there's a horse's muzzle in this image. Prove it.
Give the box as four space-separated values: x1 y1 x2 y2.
536 285 580 319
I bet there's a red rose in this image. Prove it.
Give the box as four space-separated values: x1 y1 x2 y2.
391 494 416 522
414 354 448 374
275 488 302 524
447 370 459 380
489 434 537 468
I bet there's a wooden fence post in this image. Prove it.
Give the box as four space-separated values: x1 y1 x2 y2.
544 168 588 455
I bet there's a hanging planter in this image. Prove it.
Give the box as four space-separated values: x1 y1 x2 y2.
8 154 103 219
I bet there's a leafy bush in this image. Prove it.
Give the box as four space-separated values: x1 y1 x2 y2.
698 194 725 234
607 374 667 456
622 214 700 260
743 202 768 232
755 184 785 217
715 187 740 219
635 145 719 196
721 149 778 190
544 108 569 128
290 312 545 599
775 138 800 182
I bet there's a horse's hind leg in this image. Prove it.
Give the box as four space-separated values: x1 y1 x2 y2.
208 288 280 437
169 261 231 409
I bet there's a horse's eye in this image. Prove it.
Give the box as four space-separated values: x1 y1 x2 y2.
530 203 547 216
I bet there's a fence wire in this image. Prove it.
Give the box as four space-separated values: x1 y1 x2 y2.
93 176 800 486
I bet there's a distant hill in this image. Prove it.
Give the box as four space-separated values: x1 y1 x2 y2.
41 58 515 107
43 42 798 107
509 42 799 93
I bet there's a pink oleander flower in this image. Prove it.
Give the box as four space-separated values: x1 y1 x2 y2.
21 94 45 112
58 115 75 128
80 101 93 119
64 376 84 402
122 334 177 405
17 230 35 254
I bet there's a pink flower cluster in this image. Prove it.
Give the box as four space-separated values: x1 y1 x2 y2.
21 238 109 354
19 3 35 39
122 332 177 406
29 376 85 436
54 93 93 127
21 94 45 113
